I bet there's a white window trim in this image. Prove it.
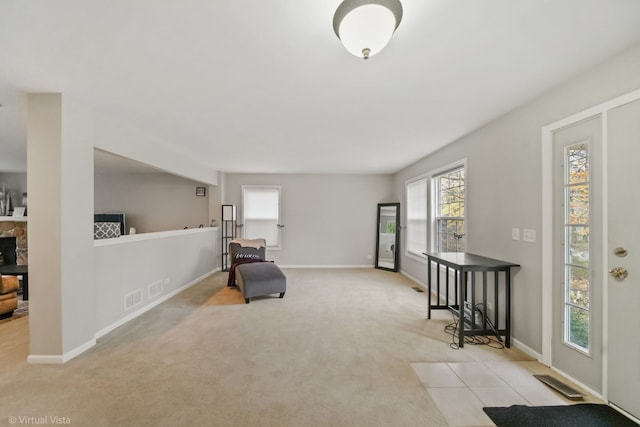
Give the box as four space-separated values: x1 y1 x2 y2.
241 185 282 250
405 173 429 263
562 141 592 355
429 158 467 253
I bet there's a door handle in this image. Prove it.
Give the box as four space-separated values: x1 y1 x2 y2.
608 267 628 280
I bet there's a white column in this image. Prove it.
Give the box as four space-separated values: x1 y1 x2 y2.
27 93 96 362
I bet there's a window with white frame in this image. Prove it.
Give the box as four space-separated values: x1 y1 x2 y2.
242 185 281 248
433 166 465 252
406 177 428 258
563 142 591 352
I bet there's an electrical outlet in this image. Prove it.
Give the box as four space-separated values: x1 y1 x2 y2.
512 228 520 241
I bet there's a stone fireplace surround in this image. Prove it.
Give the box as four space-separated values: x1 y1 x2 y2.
0 220 28 265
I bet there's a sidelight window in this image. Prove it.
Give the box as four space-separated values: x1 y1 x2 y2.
563 143 591 352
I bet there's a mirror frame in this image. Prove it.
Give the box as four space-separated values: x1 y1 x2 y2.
375 202 400 272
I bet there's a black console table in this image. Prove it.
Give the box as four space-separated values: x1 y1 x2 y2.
425 252 519 348
0 264 28 300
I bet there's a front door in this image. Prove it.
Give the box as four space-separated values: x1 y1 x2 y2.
606 98 640 419
552 115 603 393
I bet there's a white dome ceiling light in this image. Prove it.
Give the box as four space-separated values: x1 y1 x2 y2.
333 0 403 60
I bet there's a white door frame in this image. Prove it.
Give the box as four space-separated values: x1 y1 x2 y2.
541 87 640 400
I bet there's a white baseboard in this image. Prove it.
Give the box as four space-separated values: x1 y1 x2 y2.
94 268 219 340
512 337 542 360
405 274 543 363
278 265 373 269
28 338 97 364
511 338 604 400
549 365 603 400
27 268 222 364
405 268 608 404
27 355 65 364
400 270 426 288
610 403 640 425
28 269 220 364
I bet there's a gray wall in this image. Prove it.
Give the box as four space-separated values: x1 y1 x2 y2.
94 229 216 333
392 42 640 354
0 172 27 209
27 93 220 361
94 172 210 234
224 174 394 267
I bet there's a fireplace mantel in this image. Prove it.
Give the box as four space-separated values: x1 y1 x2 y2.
0 216 27 222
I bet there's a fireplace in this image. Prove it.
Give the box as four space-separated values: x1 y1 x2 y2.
0 237 17 265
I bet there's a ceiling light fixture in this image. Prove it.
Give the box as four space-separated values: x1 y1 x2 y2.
333 0 403 60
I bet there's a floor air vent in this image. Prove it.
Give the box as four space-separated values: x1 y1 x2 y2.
411 286 425 293
148 280 163 298
534 374 584 400
124 289 143 311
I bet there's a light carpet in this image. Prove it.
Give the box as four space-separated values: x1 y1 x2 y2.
203 284 245 306
0 268 535 426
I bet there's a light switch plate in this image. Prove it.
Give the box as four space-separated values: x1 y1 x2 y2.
523 229 537 243
512 228 520 241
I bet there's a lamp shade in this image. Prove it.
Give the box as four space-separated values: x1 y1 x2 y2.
333 0 403 59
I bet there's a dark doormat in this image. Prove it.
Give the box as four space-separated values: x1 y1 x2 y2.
483 404 638 427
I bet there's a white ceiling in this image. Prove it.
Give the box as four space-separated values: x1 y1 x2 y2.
2 0 640 175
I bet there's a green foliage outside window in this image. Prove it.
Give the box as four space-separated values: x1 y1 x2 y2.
564 143 590 351
436 168 465 252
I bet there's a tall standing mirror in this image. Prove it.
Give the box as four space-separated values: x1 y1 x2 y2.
375 203 400 272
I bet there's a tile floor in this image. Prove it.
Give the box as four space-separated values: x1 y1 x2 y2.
411 361 601 427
